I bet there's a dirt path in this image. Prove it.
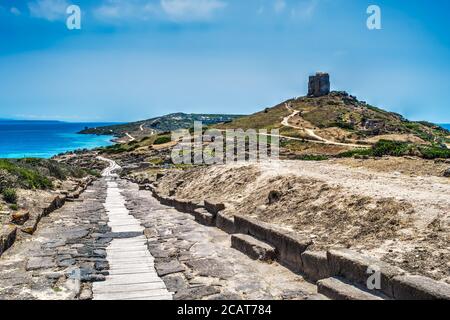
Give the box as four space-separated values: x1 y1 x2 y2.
282 103 370 149
125 132 135 142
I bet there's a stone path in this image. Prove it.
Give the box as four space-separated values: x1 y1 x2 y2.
119 179 323 300
0 180 110 300
92 158 171 300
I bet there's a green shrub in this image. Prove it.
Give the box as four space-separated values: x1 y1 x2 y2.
0 159 52 189
2 188 18 204
295 154 329 161
338 149 373 158
372 140 411 157
9 204 18 211
419 146 450 159
153 136 172 145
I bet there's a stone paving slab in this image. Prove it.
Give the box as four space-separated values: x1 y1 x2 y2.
119 179 322 300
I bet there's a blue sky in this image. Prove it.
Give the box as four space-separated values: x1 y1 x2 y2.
1 0 449 123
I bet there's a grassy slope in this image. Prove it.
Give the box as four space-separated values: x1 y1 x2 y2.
0 158 94 191
215 92 449 145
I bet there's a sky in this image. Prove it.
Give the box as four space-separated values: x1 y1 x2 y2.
0 0 449 123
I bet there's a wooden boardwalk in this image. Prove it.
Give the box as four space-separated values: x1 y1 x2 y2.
93 158 172 300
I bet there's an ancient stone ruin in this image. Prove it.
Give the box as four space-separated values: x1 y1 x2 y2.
308 72 330 97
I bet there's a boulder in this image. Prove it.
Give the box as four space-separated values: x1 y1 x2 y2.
11 210 30 225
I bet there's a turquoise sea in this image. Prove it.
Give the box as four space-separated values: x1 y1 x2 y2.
441 124 450 130
0 120 117 159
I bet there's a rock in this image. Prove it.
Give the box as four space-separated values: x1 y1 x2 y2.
231 234 276 262
173 285 221 300
391 275 450 300
317 277 383 300
94 260 109 271
268 191 281 204
162 273 189 292
155 261 185 277
184 258 234 280
443 168 450 177
193 209 215 226
26 257 56 271
0 224 17 257
216 212 235 234
204 200 225 215
11 210 30 225
327 248 405 297
79 287 93 300
301 251 331 282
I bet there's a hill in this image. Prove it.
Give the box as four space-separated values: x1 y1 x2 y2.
79 113 242 138
215 91 450 158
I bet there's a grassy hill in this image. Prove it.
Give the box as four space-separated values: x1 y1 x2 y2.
79 113 242 137
217 91 449 143
215 91 450 159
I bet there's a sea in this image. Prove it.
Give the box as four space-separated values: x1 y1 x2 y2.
0 120 118 159
441 124 450 130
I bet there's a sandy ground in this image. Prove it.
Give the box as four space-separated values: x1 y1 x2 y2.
151 158 450 283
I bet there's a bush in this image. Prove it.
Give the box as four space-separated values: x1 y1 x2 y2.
0 159 52 190
338 148 373 158
9 204 18 211
153 136 172 145
372 140 410 157
295 154 329 161
419 146 450 159
2 188 18 204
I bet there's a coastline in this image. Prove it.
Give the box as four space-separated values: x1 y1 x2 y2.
0 121 117 159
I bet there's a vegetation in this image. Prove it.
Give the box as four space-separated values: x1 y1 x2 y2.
153 136 172 145
0 158 95 191
293 154 329 161
80 113 242 137
2 188 17 204
339 140 450 159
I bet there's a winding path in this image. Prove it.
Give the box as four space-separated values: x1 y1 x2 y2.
125 132 136 142
93 157 172 300
282 103 370 149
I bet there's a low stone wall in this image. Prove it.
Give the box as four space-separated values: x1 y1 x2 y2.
146 182 450 300
1 177 94 256
234 215 312 272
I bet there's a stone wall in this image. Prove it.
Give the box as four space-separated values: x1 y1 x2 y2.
308 72 330 97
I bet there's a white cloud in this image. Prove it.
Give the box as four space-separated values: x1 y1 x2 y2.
274 0 286 13
160 0 227 22
290 0 319 20
94 0 158 21
28 0 69 21
10 7 21 16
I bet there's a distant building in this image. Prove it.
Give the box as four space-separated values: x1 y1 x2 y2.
308 72 330 97
364 119 385 131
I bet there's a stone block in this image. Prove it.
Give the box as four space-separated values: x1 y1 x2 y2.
391 275 450 300
231 234 276 261
301 251 331 282
327 248 405 297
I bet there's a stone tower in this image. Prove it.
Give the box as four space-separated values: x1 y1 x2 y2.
308 72 330 97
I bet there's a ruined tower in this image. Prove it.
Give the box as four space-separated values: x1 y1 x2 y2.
308 72 330 97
